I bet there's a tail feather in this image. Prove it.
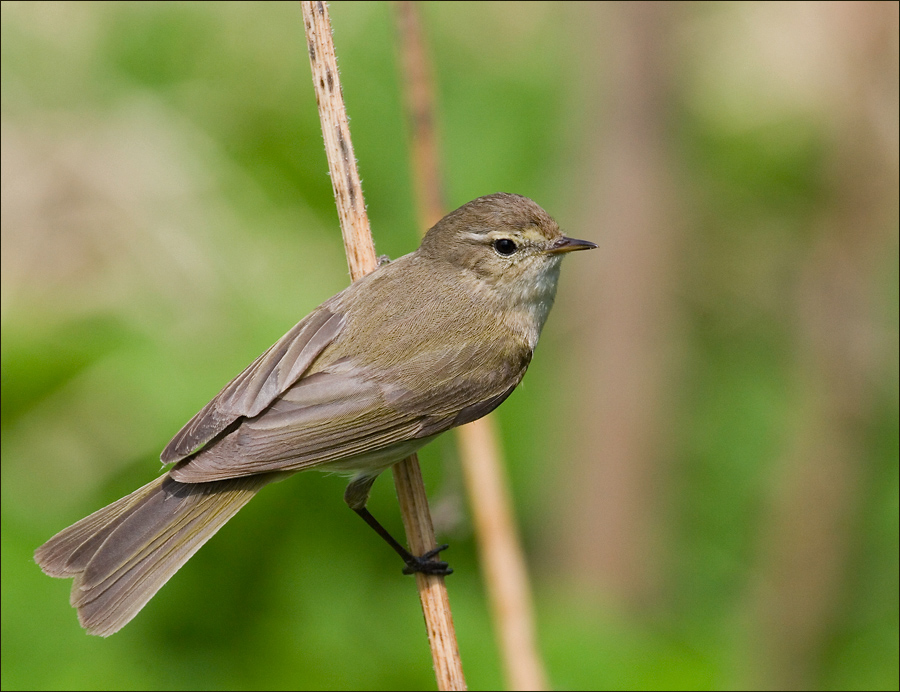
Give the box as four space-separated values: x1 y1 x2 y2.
35 473 272 637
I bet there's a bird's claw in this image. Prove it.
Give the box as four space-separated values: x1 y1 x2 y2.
402 544 453 576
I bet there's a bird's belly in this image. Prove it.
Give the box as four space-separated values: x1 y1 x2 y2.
319 433 441 477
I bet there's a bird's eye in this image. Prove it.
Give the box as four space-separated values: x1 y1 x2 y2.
493 238 518 256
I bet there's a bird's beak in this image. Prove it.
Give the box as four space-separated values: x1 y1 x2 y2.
546 236 598 254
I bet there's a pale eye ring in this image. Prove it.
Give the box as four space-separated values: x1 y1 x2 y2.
493 238 518 256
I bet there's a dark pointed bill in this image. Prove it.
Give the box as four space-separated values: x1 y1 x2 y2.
546 236 598 254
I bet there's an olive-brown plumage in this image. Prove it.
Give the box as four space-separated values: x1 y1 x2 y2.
35 193 595 636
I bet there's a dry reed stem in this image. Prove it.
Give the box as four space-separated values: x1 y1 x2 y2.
301 3 465 690
301 1 376 277
393 0 445 229
393 3 548 689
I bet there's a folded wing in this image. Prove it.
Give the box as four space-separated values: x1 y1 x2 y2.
170 339 531 483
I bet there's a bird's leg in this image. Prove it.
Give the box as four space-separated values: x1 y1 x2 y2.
344 475 452 576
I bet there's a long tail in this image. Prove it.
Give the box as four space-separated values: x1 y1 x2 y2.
35 473 272 637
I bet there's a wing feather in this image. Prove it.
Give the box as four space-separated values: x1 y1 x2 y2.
160 305 345 463
170 339 530 483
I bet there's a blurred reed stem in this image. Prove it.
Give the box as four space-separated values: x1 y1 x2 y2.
392 3 549 690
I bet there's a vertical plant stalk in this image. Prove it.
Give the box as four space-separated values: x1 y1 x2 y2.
300 3 466 690
560 0 676 607
393 3 548 690
745 4 898 688
301 0 377 276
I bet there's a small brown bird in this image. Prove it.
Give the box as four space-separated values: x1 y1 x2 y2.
35 192 596 636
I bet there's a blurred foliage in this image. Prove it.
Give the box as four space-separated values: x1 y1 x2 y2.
2 2 897 691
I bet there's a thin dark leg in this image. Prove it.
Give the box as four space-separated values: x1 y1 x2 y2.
345 475 452 576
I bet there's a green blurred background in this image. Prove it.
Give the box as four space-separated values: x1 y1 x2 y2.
2 2 897 690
